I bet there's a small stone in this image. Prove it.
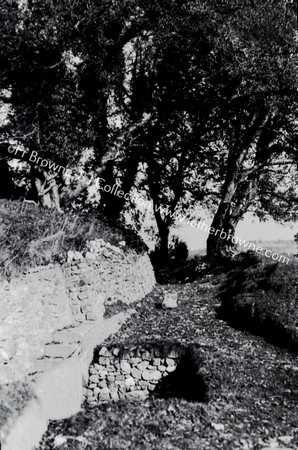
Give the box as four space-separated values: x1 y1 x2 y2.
158 365 167 372
166 366 176 373
113 348 120 356
120 361 131 374
130 357 142 364
89 374 99 383
93 387 100 396
85 388 93 397
142 370 151 381
125 377 135 387
153 358 161 366
126 390 149 400
99 392 110 401
166 358 175 367
147 365 155 370
137 361 149 371
150 370 162 381
98 387 110 401
98 371 108 378
98 357 108 365
115 374 125 381
110 391 119 401
99 346 111 356
131 368 142 380
211 423 224 431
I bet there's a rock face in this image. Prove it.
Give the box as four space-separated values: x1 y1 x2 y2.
86 344 180 402
0 239 155 384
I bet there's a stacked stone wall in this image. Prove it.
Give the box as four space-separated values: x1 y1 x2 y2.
0 239 155 384
86 344 180 402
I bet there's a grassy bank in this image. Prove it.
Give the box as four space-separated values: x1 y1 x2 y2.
0 199 147 281
218 257 298 352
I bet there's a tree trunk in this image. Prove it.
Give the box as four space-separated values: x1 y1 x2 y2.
158 222 170 265
206 203 239 267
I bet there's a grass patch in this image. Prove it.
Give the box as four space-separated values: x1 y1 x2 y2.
0 199 147 281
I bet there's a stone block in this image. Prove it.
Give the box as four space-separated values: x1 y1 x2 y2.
52 330 81 344
131 368 142 380
110 390 119 401
166 365 176 373
99 346 111 357
166 358 175 367
98 371 108 378
162 292 178 309
115 374 125 381
142 370 151 381
89 374 99 383
33 359 60 373
95 364 106 371
120 361 131 374
99 392 110 401
43 343 78 359
98 357 108 365
125 377 135 387
152 358 161 366
130 357 142 364
137 361 149 371
151 370 162 381
93 387 100 396
126 390 149 400
158 365 167 372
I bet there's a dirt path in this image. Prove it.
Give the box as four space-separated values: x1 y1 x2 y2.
39 280 298 450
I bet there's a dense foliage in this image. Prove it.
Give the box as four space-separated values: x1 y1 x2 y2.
0 0 297 263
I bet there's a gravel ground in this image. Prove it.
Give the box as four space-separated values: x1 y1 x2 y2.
38 278 298 450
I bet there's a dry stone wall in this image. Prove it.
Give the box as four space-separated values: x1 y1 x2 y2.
0 239 155 384
86 344 180 402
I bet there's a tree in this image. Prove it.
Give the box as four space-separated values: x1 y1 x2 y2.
205 0 298 265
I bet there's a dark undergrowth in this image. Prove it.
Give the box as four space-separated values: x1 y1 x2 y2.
218 257 298 352
153 256 207 284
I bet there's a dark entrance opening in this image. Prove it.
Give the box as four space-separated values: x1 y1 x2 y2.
152 347 208 402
